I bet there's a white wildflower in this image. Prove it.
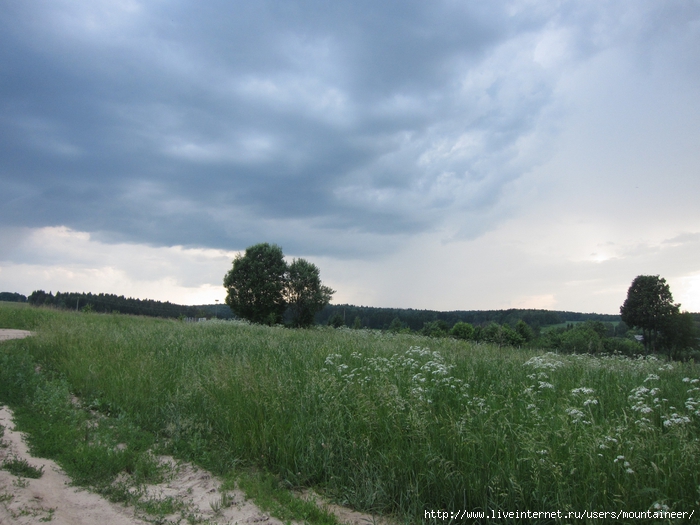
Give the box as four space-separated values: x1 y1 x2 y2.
571 387 595 396
662 413 691 427
566 408 585 420
523 354 565 371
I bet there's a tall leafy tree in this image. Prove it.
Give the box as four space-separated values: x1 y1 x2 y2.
620 275 679 353
223 243 288 325
285 258 334 327
658 311 698 360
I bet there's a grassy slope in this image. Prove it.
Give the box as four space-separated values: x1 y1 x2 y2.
1 302 699 522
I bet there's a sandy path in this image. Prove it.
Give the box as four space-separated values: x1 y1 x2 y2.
0 406 152 524
0 406 285 525
0 330 33 342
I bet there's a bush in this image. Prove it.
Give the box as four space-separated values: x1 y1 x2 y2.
389 317 404 333
328 313 345 328
478 323 525 347
602 337 644 356
450 322 474 340
515 320 534 343
421 320 448 338
560 326 603 354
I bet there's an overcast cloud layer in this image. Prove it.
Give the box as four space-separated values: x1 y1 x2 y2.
1 1 699 313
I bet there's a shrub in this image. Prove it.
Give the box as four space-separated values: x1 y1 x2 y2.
450 321 474 340
328 312 345 328
515 320 534 343
602 337 644 356
420 320 448 337
560 326 603 353
480 323 525 347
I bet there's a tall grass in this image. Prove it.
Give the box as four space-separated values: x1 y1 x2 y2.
2 304 699 521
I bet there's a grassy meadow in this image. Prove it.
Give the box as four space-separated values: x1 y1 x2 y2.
1 302 699 523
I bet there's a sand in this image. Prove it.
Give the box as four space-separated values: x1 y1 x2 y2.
0 330 33 342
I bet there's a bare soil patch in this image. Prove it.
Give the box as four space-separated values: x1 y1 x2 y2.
0 330 33 342
0 405 285 524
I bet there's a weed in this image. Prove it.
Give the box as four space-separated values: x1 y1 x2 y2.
2 457 44 478
235 471 340 525
13 477 29 488
209 490 234 515
136 494 184 517
39 508 55 522
5 499 56 522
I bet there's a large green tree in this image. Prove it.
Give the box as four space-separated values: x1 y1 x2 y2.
285 258 335 327
620 275 680 353
223 243 288 325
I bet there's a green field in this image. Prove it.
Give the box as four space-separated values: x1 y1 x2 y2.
1 302 699 523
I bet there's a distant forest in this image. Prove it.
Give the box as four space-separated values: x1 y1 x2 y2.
2 290 625 329
21 290 214 319
0 292 27 303
315 303 621 331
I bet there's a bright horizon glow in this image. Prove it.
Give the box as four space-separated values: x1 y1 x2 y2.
2 226 698 314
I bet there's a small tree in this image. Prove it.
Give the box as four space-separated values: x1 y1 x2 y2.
450 321 475 340
389 317 404 333
328 312 345 328
620 275 680 353
223 243 288 325
285 259 334 328
560 325 603 354
421 320 448 338
515 320 534 343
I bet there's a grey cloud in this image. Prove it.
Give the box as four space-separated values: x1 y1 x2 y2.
1 1 698 258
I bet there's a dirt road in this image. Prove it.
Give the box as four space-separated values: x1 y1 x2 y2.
0 330 33 342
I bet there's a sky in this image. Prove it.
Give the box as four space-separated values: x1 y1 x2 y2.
1 0 699 314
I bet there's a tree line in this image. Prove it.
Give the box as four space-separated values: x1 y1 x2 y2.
9 259 699 361
316 304 619 332
25 290 208 319
317 275 699 360
0 292 27 303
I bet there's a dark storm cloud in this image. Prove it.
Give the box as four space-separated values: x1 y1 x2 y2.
2 0 697 257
